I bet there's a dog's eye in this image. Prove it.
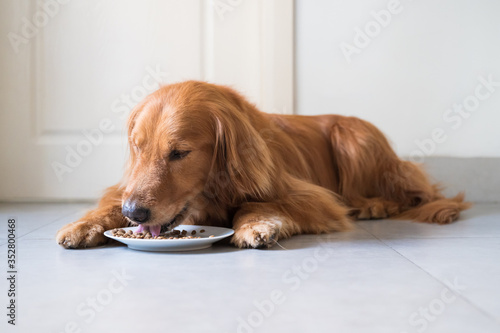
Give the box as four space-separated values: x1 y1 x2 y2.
169 150 191 161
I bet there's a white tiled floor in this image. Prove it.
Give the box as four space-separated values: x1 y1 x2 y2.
1 203 499 333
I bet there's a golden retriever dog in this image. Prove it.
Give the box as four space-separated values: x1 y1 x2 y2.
56 81 470 249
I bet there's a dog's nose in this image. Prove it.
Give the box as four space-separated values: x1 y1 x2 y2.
122 201 150 224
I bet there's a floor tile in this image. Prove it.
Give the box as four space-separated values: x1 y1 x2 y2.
357 203 500 239
21 208 91 241
0 236 497 333
1 203 499 333
385 237 500 323
0 203 91 245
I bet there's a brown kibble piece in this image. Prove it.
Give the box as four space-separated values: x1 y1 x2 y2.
112 228 205 240
200 229 205 233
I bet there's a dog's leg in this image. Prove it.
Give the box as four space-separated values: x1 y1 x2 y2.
56 185 128 249
329 116 470 223
349 197 401 219
231 204 286 249
231 177 352 249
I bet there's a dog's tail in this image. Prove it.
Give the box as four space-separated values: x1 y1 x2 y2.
395 192 471 224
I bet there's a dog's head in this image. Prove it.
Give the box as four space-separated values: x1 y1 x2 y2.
121 81 276 231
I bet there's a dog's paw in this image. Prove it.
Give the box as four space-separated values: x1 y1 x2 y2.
353 198 400 220
231 221 280 249
56 221 108 249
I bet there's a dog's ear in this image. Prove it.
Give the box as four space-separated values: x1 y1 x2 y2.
123 99 149 184
208 111 276 204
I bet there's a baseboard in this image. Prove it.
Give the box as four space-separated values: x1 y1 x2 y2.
414 157 500 203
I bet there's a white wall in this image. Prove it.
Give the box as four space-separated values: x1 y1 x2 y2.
296 0 500 160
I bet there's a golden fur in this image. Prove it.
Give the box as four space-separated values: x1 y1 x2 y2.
57 81 470 249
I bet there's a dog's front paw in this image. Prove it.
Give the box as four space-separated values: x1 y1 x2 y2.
232 221 280 249
56 221 108 249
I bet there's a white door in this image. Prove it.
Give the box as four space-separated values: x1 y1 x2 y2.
0 0 293 201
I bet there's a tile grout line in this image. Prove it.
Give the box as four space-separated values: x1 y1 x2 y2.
0 206 90 247
381 239 500 326
356 222 500 325
14 205 93 242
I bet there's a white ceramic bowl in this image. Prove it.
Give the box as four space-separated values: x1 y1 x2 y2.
104 225 234 252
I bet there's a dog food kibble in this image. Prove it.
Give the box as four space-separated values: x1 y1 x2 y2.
110 228 215 240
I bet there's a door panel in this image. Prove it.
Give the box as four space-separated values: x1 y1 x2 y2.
0 0 293 201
